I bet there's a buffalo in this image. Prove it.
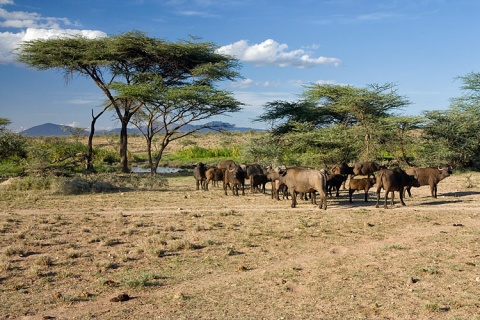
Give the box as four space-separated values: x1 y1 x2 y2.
326 174 347 197
331 162 354 189
250 173 270 194
193 162 207 190
240 163 265 178
404 166 452 198
375 168 419 209
277 167 328 209
217 160 237 170
353 161 382 178
348 177 376 203
265 168 288 200
204 167 223 191
223 165 246 196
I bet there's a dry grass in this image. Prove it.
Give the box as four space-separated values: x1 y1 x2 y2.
1 172 480 319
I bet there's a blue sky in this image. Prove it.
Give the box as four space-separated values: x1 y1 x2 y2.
1 0 479 132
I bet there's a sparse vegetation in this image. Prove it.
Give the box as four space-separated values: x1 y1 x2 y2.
1 171 479 319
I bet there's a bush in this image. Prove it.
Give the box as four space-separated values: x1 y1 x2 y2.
0 130 27 161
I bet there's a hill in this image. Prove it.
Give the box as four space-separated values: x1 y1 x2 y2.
20 121 264 137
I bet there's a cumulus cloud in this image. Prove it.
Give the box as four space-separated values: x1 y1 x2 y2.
0 1 106 64
216 39 341 68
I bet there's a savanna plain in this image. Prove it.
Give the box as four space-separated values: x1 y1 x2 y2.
1 135 479 320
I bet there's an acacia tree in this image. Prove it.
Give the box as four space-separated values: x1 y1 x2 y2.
420 73 480 168
255 83 411 162
131 84 242 173
17 31 242 172
377 115 425 165
303 83 410 158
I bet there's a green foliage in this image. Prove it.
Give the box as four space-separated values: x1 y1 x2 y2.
0 162 25 177
0 130 27 161
94 148 119 165
176 145 240 158
0 118 12 130
18 31 244 173
422 108 480 168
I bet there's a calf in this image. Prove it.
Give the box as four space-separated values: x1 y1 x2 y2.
326 174 347 197
348 177 376 203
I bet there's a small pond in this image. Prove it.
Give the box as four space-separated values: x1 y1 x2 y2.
130 167 187 174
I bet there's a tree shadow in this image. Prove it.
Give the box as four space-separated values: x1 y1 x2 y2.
414 191 480 206
441 191 480 197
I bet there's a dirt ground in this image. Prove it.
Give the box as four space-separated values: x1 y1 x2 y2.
0 171 479 319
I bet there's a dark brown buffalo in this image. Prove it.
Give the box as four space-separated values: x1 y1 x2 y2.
204 167 223 191
353 161 382 178
404 166 452 198
265 168 288 200
223 165 246 196
331 162 354 189
217 160 237 170
193 162 207 190
348 177 376 203
375 168 419 209
326 174 347 197
240 163 264 178
250 173 270 193
277 167 327 209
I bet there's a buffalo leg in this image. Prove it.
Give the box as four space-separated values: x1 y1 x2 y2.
375 188 381 208
406 186 412 198
223 181 229 196
291 189 297 208
431 184 437 198
400 188 406 206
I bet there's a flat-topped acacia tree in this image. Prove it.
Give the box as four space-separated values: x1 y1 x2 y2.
17 31 243 173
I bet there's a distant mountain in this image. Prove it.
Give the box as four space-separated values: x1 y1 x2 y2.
20 123 75 136
20 121 264 137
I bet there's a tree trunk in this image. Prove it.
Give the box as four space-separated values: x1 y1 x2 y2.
152 148 164 175
146 138 155 175
85 120 96 174
85 106 109 174
120 122 129 173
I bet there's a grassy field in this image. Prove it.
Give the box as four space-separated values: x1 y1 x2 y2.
1 169 479 319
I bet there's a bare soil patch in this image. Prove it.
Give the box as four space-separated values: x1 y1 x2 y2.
1 172 479 319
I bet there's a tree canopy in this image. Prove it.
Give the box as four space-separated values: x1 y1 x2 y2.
17 31 243 172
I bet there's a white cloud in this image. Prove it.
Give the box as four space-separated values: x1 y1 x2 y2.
0 1 106 64
63 121 81 128
315 79 338 85
231 78 253 88
216 39 341 68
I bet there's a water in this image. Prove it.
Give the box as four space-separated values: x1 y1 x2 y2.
130 166 186 173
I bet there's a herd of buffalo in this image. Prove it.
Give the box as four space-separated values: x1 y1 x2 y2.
193 160 453 210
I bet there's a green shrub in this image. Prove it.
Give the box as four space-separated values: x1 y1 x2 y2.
0 130 27 160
